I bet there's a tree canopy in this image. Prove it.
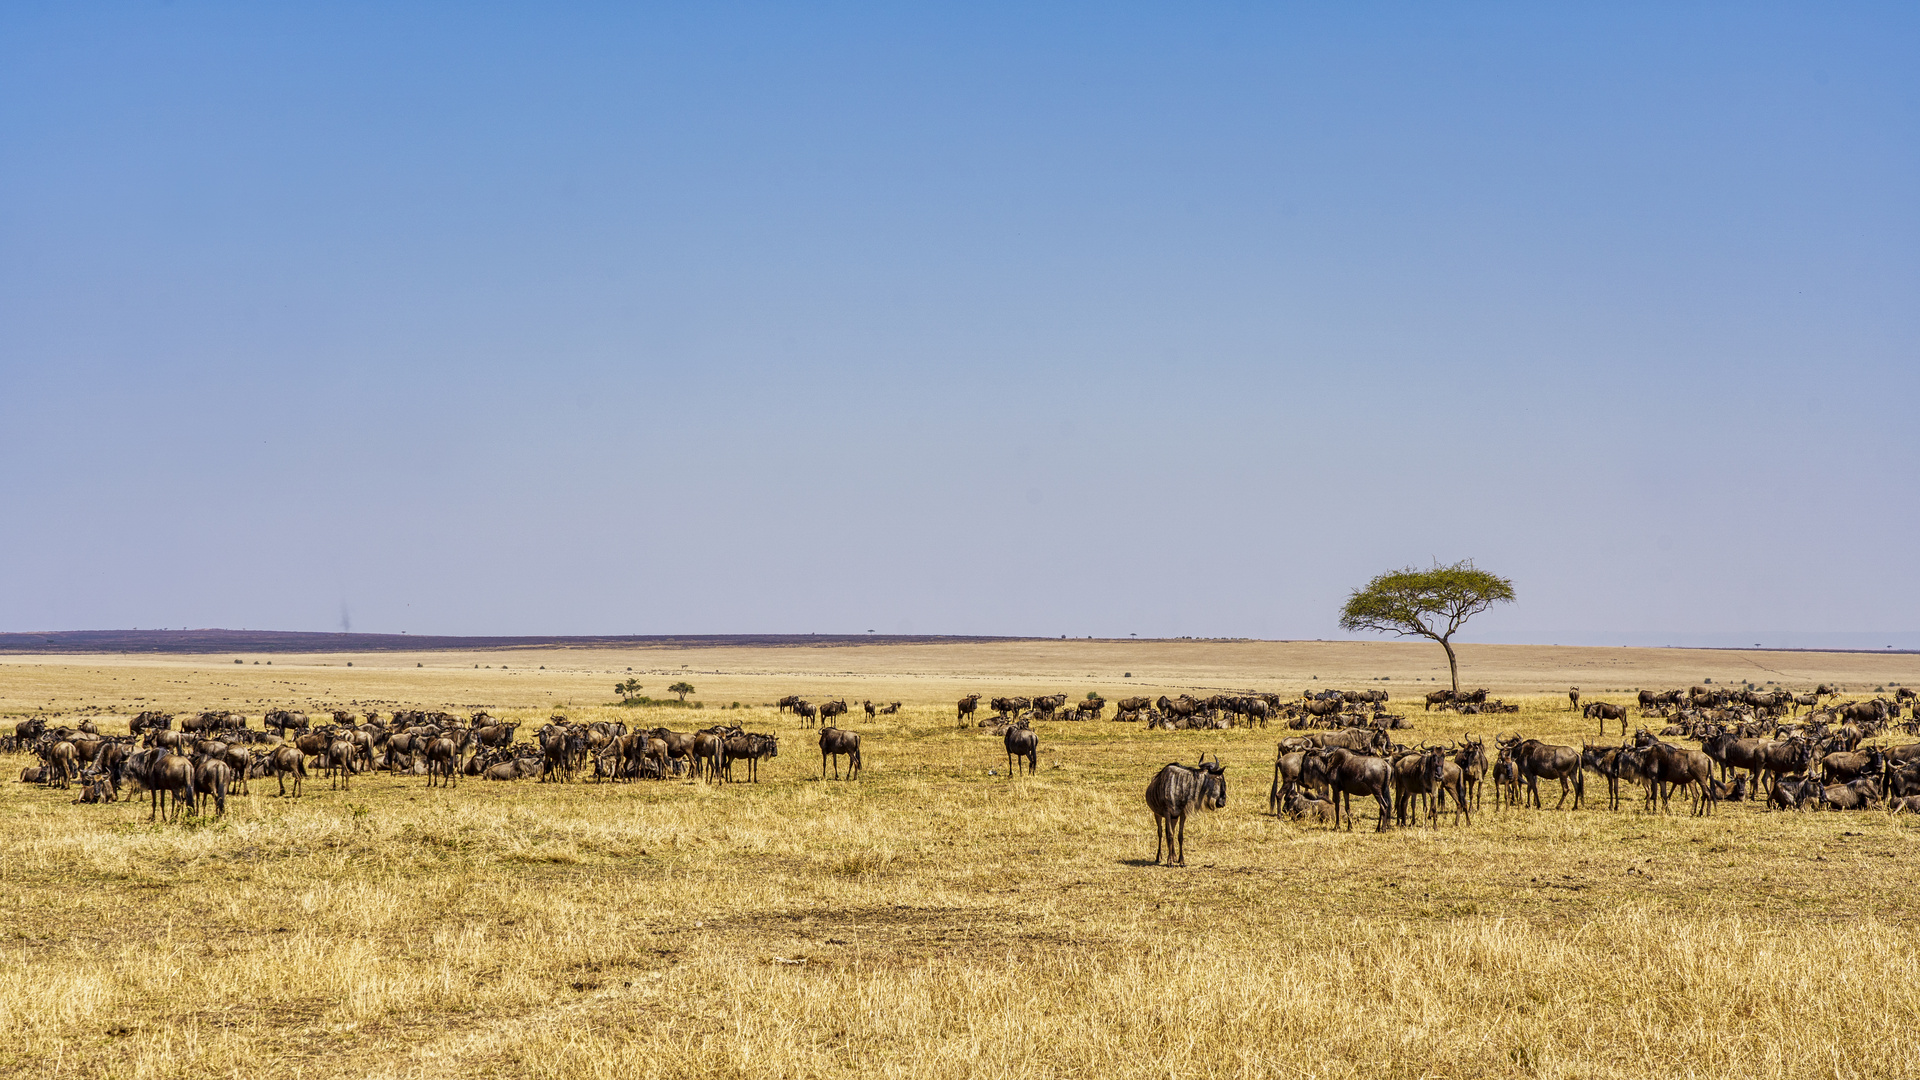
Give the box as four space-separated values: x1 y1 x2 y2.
1338 560 1515 693
667 681 696 702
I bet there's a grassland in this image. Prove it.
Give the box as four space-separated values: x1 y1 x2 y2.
3 641 1919 1079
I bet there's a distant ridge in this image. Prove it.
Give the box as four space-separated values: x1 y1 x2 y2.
0 629 1041 655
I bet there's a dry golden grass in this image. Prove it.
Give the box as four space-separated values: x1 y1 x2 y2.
3 642 1919 1078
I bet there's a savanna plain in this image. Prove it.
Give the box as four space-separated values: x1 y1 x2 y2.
4 639 1919 1080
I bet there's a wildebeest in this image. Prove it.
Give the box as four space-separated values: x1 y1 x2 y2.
1302 747 1392 831
1393 745 1466 827
1584 701 1628 736
1497 737 1584 810
194 758 232 816
125 748 197 821
722 733 778 782
819 699 850 725
956 695 980 725
425 736 459 787
1145 756 1227 865
1820 747 1885 787
1452 736 1489 809
1569 687 1580 711
818 727 861 780
270 745 307 797
1630 734 1717 815
1003 723 1037 776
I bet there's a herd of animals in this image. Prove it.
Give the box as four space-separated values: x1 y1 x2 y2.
8 682 1920 869
4 708 825 819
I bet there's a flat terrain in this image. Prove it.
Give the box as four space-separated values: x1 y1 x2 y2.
3 641 1918 1079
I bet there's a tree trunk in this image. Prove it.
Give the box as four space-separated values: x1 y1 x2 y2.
1441 637 1460 695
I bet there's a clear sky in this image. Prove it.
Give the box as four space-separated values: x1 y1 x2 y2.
3 3 1916 645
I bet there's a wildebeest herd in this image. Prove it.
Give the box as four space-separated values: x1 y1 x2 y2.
5 706 856 820
11 683 1919 871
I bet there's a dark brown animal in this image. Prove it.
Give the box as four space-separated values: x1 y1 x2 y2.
818 728 861 780
1145 757 1227 865
1003 724 1038 776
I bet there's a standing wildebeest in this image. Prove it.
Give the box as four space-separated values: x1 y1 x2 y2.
691 731 725 781
1003 723 1038 776
819 699 850 726
1631 733 1717 815
819 728 861 780
1569 687 1580 711
125 748 197 821
271 745 307 797
1303 747 1392 831
1145 756 1227 866
1423 689 1454 712
794 702 819 726
1393 746 1466 827
957 695 981 725
1585 701 1629 736
722 733 778 782
425 736 459 787
327 735 356 790
1498 737 1585 810
1452 736 1489 809
194 758 232 816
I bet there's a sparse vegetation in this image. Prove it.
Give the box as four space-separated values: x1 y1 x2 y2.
1 644 1918 1078
1340 560 1517 694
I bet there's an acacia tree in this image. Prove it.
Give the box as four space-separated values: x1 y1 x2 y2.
615 678 643 703
668 680 696 702
1338 560 1515 695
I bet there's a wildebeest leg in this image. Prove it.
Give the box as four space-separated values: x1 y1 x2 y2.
1374 789 1391 831
1174 814 1187 865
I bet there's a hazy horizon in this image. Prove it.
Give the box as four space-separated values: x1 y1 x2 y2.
4 5 1915 641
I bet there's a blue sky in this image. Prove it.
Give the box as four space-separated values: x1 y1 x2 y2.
2 3 1916 644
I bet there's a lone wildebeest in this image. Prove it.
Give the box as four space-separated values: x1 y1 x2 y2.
1585 701 1628 736
1003 723 1037 777
1145 756 1227 866
819 727 861 780
1569 687 1580 711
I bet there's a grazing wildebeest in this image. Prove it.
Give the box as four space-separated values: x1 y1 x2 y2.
1585 701 1629 736
1304 747 1392 831
1003 723 1038 776
1498 737 1584 810
1145 756 1227 866
819 727 861 780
